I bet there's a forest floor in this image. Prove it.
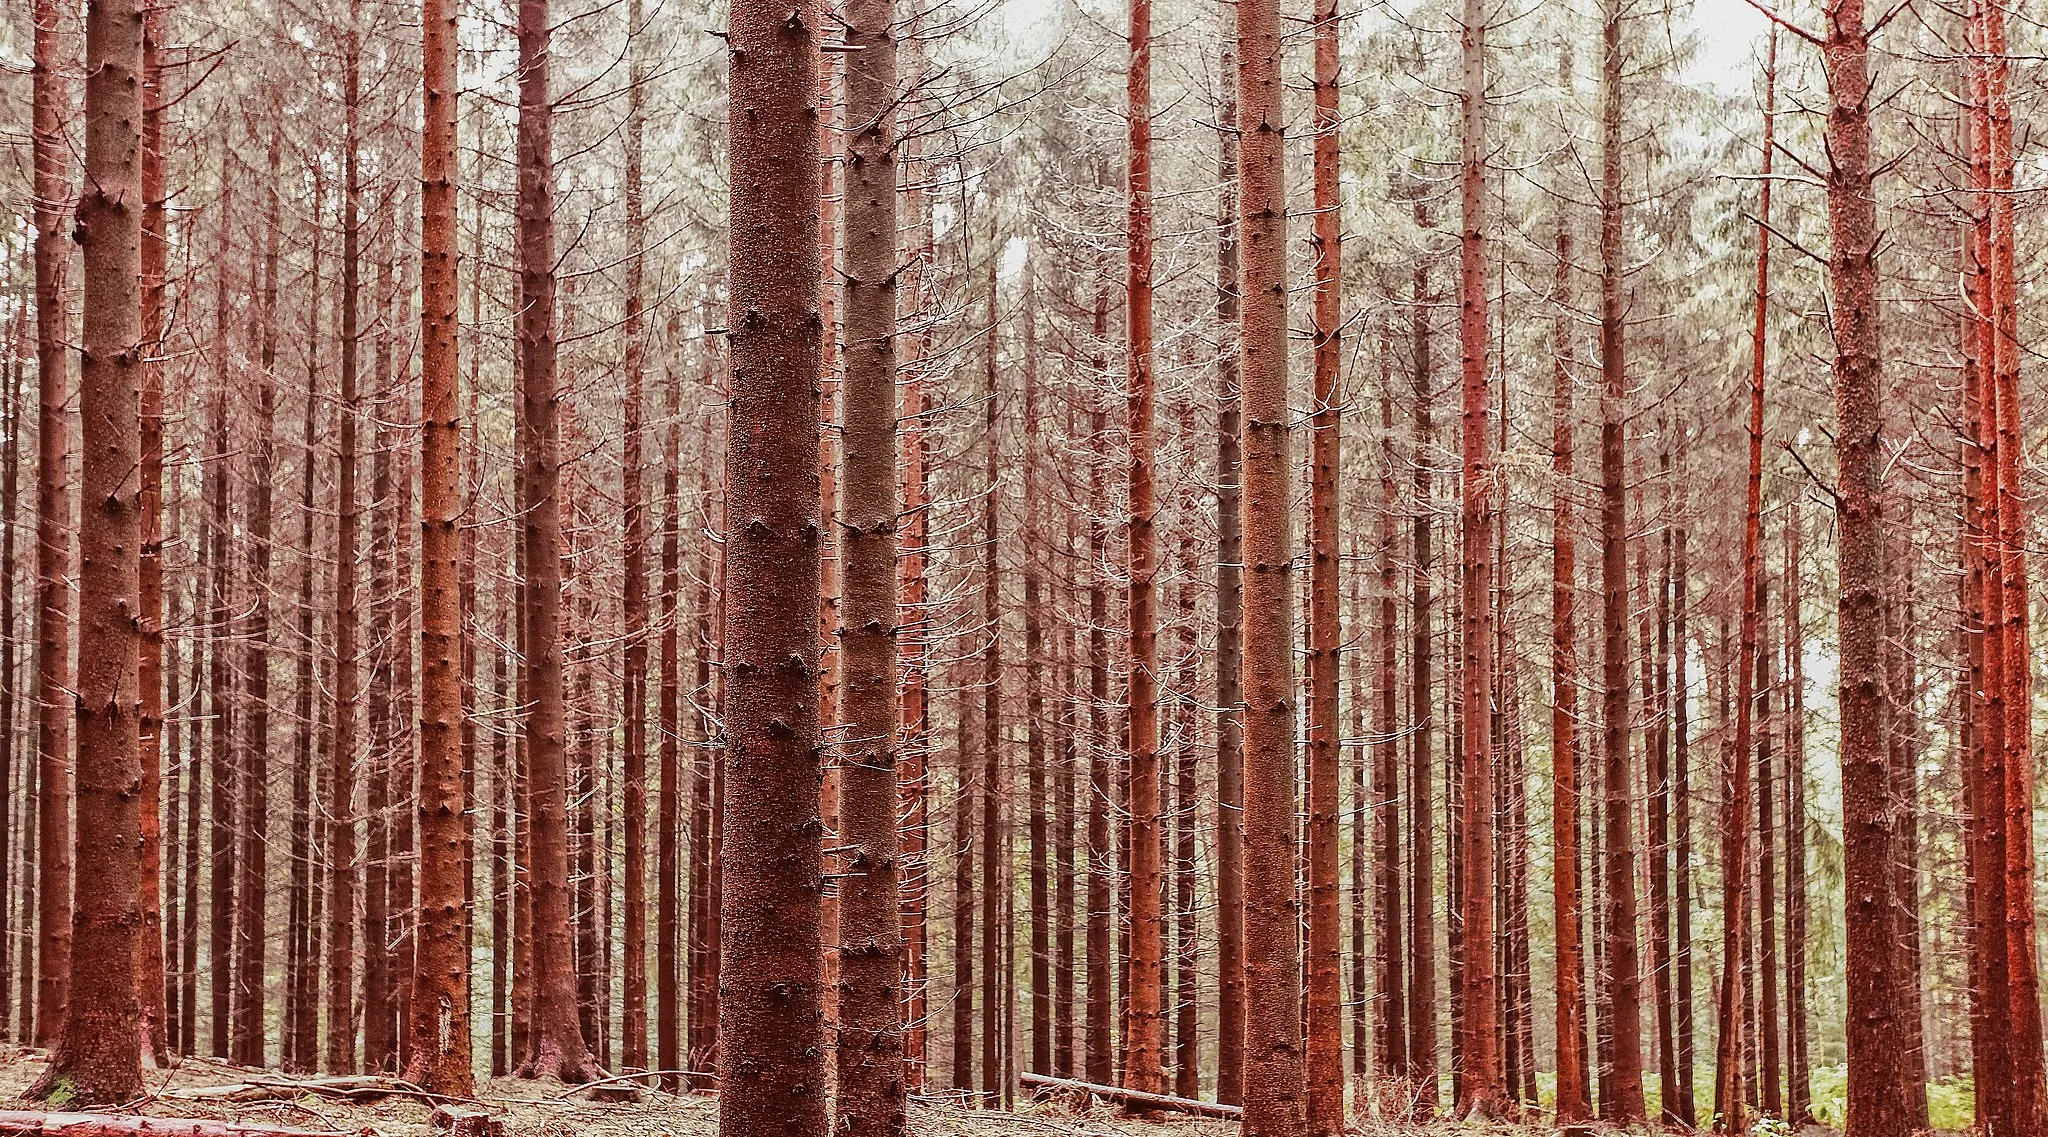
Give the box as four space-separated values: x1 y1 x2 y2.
0 1048 1861 1136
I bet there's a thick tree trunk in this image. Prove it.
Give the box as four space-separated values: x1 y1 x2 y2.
1304 0 1343 1123
1120 0 1164 1096
1548 82 1589 1115
1211 56 1246 1106
721 0 827 1129
1454 0 1501 1113
1822 0 1913 1123
27 0 145 1100
30 0 73 1052
1595 0 1644 1117
402 0 472 1093
515 0 608 1087
1084 298 1114 1090
230 129 282 1071
1235 0 1306 1127
136 12 169 1065
833 0 905 1121
617 0 650 1079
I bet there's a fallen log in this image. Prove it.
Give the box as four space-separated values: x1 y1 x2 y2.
163 1076 420 1105
0 1112 357 1137
1016 1072 1242 1120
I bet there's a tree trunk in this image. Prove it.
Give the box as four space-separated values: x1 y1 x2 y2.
1454 0 1500 1112
1211 53 1245 1106
27 0 145 1099
231 127 282 1071
721 0 827 1128
1120 0 1164 1096
1023 279 1049 1081
326 7 364 1072
30 0 73 1052
657 329 683 1089
1405 185 1438 1117
1673 509 1695 1127
833 0 905 1120
616 0 650 1078
1304 0 1343 1122
1548 74 1589 1114
1596 0 1644 1116
1236 0 1306 1126
1823 0 1914 1121
402 0 472 1091
515 0 608 1086
1782 509 1809 1123
1084 295 1114 1091
1373 361 1405 1083
136 10 169 1065
206 218 236 1062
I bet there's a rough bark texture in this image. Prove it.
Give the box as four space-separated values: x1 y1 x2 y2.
1548 68 1589 1114
326 7 364 1072
1454 0 1501 1113
1304 0 1343 1124
1121 0 1165 1095
28 0 146 1101
1405 186 1439 1116
1211 54 1246 1107
1595 0 1644 1117
1715 41 1773 1131
1235 0 1306 1127
402 0 474 1093
31 0 73 1052
515 0 608 1087
136 11 169 1064
833 0 906 1121
1823 0 1913 1124
618 0 650 1078
721 0 828 1128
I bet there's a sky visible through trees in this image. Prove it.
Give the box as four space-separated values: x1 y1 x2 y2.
0 0 2041 1132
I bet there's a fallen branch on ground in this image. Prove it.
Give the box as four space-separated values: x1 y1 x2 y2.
0 1111 355 1137
1017 1072 1242 1120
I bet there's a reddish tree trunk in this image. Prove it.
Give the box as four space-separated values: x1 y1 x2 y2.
1372 363 1405 1083
135 10 169 1065
30 0 73 1051
1454 0 1501 1113
1236 0 1306 1125
1084 296 1114 1091
28 0 145 1099
1822 0 1915 1123
1211 54 1246 1105
1304 0 1343 1122
230 127 282 1071
1405 187 1439 1115
617 0 650 1078
1120 0 1164 1095
515 0 608 1086
1548 81 1589 1115
402 0 473 1091
1595 0 1644 1116
1782 511 1809 1122
657 332 683 1088
897 137 933 1088
1023 279 1049 1080
833 0 906 1120
206 208 236 1062
977 261 1002 1106
1674 512 1696 1127
326 9 365 1071
721 0 828 1128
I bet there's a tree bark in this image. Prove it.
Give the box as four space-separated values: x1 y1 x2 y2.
1304 0 1343 1123
1120 0 1164 1096
720 0 827 1129
1405 184 1438 1117
515 0 609 1087
1211 53 1245 1106
1454 0 1501 1112
27 0 145 1099
1548 70 1589 1114
30 0 73 1052
616 0 650 1079
833 0 905 1120
1595 0 1644 1116
1822 0 1914 1122
402 0 473 1092
326 5 364 1071
136 10 169 1065
1235 0 1306 1126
